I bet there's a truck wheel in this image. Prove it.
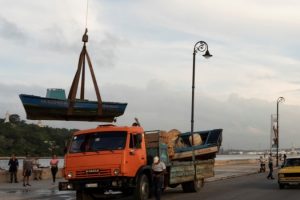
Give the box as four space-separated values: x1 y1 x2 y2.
181 179 203 193
122 188 134 196
279 183 285 189
169 184 179 188
76 191 94 200
134 174 150 200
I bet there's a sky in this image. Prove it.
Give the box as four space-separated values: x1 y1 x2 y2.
1 0 300 150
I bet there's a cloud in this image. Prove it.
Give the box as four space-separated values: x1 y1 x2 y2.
1 78 300 150
2 0 300 150
0 16 29 42
91 32 129 69
97 82 300 150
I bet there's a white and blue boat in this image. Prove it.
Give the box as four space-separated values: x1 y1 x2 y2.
19 94 127 122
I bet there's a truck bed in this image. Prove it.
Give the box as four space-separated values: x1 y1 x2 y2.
169 159 215 184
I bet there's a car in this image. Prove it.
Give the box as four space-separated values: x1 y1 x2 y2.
278 157 300 189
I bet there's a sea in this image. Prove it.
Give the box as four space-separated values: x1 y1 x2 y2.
0 154 260 170
0 158 64 170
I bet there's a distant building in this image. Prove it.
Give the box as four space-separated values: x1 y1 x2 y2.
46 88 66 100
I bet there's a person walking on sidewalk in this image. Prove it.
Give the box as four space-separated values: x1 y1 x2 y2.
50 154 59 184
23 154 33 186
8 154 19 183
152 156 166 200
259 156 266 173
267 154 274 179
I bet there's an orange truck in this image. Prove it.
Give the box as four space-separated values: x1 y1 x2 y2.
59 124 222 200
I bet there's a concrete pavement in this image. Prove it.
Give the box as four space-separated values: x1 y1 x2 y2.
0 178 74 200
207 163 259 182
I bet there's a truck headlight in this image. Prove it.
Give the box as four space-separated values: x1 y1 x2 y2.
278 174 284 178
113 169 120 176
67 172 73 178
67 183 73 190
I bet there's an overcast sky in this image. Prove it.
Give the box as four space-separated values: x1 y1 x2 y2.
1 0 300 150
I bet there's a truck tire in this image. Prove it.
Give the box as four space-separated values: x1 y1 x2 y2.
134 174 150 200
279 183 285 189
169 184 179 188
181 179 203 193
76 191 94 200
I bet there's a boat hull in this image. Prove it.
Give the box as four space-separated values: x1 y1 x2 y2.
19 94 127 122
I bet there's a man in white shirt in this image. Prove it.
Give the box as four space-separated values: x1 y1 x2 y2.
152 156 166 200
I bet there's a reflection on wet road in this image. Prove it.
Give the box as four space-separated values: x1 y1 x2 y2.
0 188 75 200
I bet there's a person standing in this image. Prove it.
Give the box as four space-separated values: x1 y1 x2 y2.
50 154 59 184
267 154 274 179
283 154 287 166
152 156 166 200
23 154 33 187
32 157 42 180
8 154 19 183
259 156 266 173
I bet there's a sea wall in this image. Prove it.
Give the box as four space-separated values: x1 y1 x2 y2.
215 159 259 166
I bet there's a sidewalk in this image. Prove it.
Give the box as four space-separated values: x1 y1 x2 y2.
207 163 259 182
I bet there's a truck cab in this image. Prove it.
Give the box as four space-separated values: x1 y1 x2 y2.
60 124 152 200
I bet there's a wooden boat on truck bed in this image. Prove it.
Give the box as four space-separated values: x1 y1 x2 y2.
19 94 127 122
145 129 222 161
172 129 222 160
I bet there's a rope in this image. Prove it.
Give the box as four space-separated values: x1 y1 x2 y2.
85 0 89 28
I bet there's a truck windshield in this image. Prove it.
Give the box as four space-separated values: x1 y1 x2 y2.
69 131 127 153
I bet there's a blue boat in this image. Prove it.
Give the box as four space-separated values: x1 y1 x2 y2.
172 129 223 161
19 94 127 122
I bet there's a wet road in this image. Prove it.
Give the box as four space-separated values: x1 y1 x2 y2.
0 187 75 200
163 172 300 200
0 166 300 200
1 171 299 200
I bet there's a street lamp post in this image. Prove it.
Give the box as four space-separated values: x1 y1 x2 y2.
276 96 285 167
191 41 212 180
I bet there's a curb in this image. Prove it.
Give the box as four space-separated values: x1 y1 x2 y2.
206 171 259 182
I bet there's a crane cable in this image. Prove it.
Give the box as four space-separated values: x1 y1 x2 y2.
85 0 89 29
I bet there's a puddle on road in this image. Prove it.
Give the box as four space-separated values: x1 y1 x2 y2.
6 191 17 194
0 188 76 200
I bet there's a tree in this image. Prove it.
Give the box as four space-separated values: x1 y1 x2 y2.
0 115 74 156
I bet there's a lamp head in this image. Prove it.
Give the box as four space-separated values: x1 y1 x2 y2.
277 96 285 103
202 49 212 59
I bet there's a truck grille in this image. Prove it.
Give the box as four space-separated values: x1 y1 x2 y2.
76 169 111 178
284 173 300 177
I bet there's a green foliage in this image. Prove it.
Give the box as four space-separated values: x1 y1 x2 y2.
0 119 76 157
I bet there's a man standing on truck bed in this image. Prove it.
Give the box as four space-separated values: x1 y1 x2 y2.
152 156 166 200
